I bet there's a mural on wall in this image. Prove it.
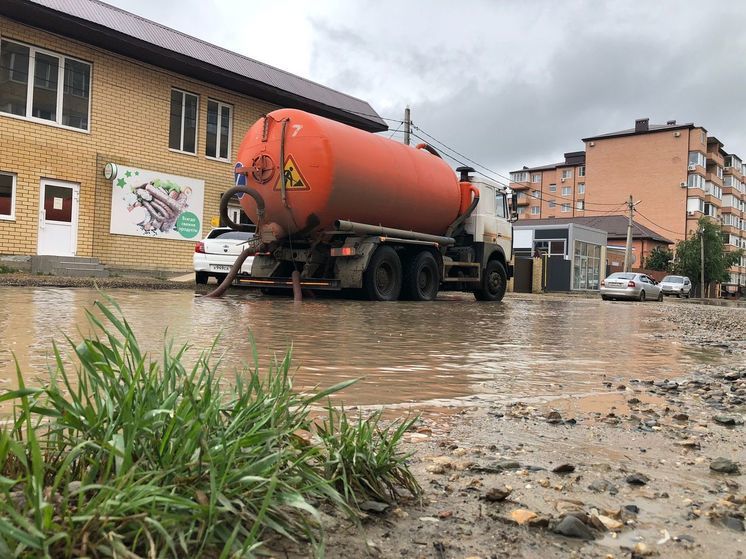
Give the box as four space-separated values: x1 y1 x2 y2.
110 166 204 240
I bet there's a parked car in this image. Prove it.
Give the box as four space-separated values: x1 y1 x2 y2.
659 275 692 298
600 272 662 302
193 228 255 284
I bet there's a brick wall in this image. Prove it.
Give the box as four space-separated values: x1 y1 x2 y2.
0 17 277 271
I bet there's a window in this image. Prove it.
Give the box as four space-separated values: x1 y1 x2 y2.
0 172 15 220
169 89 198 153
517 206 525 215
576 200 585 210
700 130 706 144
578 182 585 194
510 172 529 183
531 189 541 199
578 166 586 177
687 173 705 189
205 100 232 160
0 39 91 130
725 155 742 169
703 182 722 199
549 183 557 192
548 200 556 208
495 192 507 218
716 165 723 179
561 203 571 212
561 169 572 179
561 186 571 196
572 241 601 290
531 173 541 183
534 240 566 256
530 206 540 215
688 151 706 168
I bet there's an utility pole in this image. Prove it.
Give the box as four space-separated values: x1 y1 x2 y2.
403 106 411 146
700 224 705 298
623 194 634 272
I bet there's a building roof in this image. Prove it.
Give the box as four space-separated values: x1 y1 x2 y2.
520 215 673 244
1 0 387 132
582 121 695 142
511 152 585 174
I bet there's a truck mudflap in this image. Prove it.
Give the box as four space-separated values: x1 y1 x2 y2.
506 263 514 279
236 276 342 290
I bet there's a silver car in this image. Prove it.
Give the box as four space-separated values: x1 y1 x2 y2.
659 275 692 298
600 272 663 302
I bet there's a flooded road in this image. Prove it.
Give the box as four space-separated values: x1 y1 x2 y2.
0 287 721 407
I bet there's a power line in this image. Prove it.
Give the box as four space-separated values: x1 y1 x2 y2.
634 209 686 236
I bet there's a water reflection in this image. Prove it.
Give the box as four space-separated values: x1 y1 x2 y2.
0 288 721 407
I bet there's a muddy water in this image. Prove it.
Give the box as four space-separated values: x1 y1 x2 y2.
0 287 721 407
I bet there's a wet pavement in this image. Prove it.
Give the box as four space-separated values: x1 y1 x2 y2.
0 287 722 407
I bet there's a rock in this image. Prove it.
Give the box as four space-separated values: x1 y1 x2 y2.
626 473 650 485
359 501 389 513
674 438 700 449
426 463 447 474
588 479 614 493
633 542 654 556
710 457 740 474
553 515 596 540
596 514 623 531
471 460 521 473
552 463 575 474
628 397 641 405
672 413 689 421
545 410 563 424
437 510 453 519
510 509 538 525
714 415 743 426
723 516 745 532
483 486 512 502
624 504 640 514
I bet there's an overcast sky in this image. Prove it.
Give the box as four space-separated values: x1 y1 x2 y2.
111 0 746 180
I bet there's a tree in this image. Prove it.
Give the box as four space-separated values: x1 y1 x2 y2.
644 246 674 271
673 217 742 296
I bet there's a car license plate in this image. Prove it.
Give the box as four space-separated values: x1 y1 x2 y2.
211 265 230 271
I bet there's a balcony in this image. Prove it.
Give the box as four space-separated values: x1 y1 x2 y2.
510 182 530 191
516 195 530 206
707 150 725 166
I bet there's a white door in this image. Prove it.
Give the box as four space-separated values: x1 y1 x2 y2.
37 179 79 256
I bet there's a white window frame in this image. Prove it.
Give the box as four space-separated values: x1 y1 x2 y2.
548 200 556 208
561 203 571 213
169 88 199 155
0 171 16 221
205 98 233 162
576 200 585 210
578 166 586 177
531 173 541 183
549 183 557 192
0 37 92 133
561 186 571 196
530 206 540 215
578 182 585 194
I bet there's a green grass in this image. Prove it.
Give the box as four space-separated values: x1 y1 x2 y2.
0 297 420 558
0 265 18 274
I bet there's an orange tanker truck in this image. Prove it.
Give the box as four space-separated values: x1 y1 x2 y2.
216 108 516 301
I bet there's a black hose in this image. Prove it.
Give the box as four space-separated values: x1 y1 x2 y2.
220 185 266 232
204 241 262 298
446 193 480 239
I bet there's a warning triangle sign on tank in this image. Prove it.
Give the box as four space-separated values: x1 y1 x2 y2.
273 155 310 191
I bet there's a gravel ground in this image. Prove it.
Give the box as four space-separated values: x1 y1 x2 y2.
313 301 746 559
0 272 195 290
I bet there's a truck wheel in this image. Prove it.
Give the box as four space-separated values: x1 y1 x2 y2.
403 251 439 301
364 245 402 301
474 260 507 302
195 271 208 284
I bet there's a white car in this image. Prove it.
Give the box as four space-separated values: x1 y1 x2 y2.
193 227 255 284
659 275 692 298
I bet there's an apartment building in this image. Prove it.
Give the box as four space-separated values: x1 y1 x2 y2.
510 118 746 287
0 0 385 272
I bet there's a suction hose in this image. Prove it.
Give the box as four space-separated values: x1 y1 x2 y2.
205 185 267 298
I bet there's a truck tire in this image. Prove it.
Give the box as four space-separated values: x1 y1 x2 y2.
474 260 507 302
364 245 402 301
402 251 439 301
195 271 208 284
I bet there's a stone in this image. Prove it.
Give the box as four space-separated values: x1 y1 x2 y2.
723 516 745 532
588 479 614 493
545 410 563 424
483 486 512 502
471 460 521 473
714 415 743 426
672 413 689 421
624 504 640 515
552 463 575 474
626 473 650 485
510 509 538 525
596 514 623 531
426 464 447 475
633 542 654 556
553 515 596 540
710 457 740 474
359 501 389 513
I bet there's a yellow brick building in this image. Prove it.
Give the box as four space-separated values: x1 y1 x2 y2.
0 0 385 272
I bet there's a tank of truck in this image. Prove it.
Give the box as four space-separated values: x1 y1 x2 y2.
235 109 463 238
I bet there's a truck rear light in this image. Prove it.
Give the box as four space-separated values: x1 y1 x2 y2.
195 241 205 254
627 280 636 287
330 246 356 257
